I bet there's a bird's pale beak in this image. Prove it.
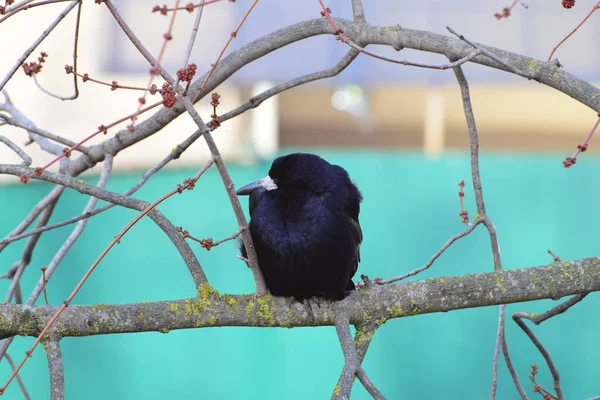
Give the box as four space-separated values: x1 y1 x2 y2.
236 175 278 195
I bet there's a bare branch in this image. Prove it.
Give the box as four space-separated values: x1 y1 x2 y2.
447 26 535 80
0 92 70 158
5 194 60 304
191 0 260 103
0 127 206 247
530 293 587 325
0 136 32 166
43 340 64 400
502 336 528 399
0 164 208 289
0 1 79 91
220 48 359 122
513 313 563 400
179 96 266 294
548 2 600 61
0 185 65 252
1 115 90 154
489 305 505 400
179 1 204 80
377 219 482 284
453 64 506 399
0 255 595 334
102 0 178 84
4 354 30 400
452 65 502 271
333 317 385 399
346 41 481 70
351 0 365 22
25 155 114 307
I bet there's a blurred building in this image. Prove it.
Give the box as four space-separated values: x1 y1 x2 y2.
0 0 598 182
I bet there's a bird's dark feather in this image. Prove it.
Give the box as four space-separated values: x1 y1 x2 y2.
239 153 362 301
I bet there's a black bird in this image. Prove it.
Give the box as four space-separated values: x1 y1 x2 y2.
236 153 363 301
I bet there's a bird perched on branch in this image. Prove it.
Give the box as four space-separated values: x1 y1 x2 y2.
237 153 363 301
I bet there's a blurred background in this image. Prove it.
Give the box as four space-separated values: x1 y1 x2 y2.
1 0 600 398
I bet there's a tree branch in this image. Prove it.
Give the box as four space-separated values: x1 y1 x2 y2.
333 316 385 399
0 257 597 338
179 96 266 294
513 314 563 400
43 339 64 400
0 164 207 289
0 136 32 166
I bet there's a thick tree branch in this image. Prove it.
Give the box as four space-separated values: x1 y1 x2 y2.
23 17 597 184
0 257 598 338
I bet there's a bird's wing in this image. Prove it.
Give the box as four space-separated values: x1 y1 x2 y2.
341 179 363 287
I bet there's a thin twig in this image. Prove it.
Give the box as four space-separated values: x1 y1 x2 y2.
1 91 69 157
502 335 528 399
548 2 600 61
0 185 65 253
5 198 59 304
0 164 208 289
527 294 587 325
453 65 502 270
128 0 181 131
513 313 563 400
347 41 481 70
219 48 359 122
0 1 79 91
26 156 114 308
4 354 30 400
181 226 245 250
0 127 205 247
0 0 70 23
562 116 600 168
103 1 173 84
547 249 563 263
179 95 266 294
179 0 205 83
490 304 505 400
27 100 163 178
213 227 245 247
447 26 534 80
65 0 81 100
41 267 49 305
454 64 506 400
191 0 260 103
157 0 226 12
376 219 482 284
0 159 215 394
1 116 90 153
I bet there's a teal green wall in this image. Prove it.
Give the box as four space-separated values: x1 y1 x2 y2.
0 150 598 399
